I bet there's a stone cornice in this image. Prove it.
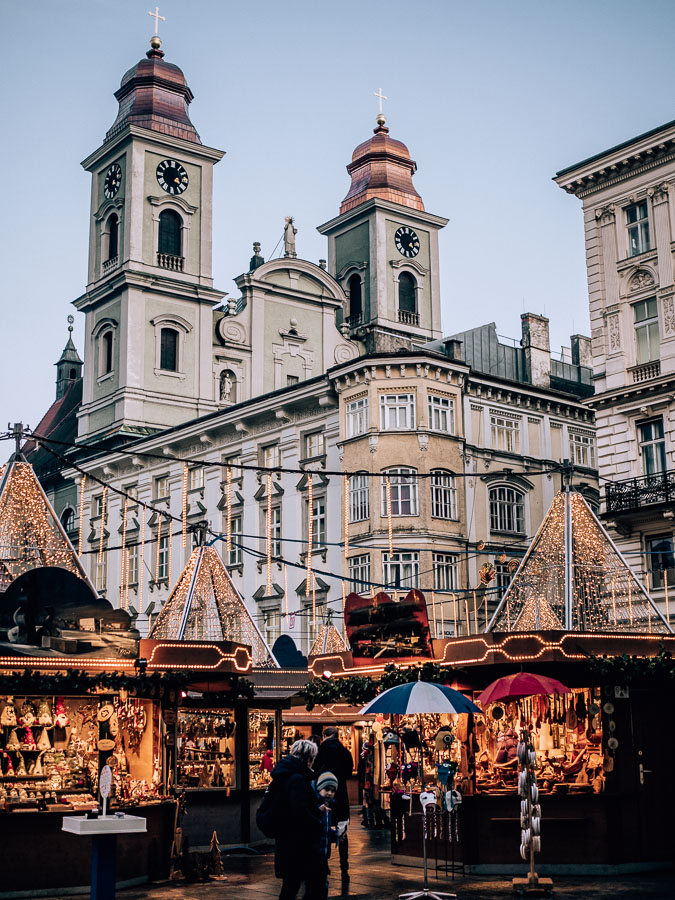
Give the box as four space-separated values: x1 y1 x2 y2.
317 197 449 235
73 267 225 311
81 124 225 172
554 122 675 198
586 374 675 409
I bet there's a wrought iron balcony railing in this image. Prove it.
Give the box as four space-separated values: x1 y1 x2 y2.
605 468 675 514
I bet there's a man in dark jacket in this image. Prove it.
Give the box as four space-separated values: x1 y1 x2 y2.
271 739 325 900
314 726 353 887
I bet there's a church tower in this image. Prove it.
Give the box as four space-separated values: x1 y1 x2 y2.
55 316 83 400
318 108 447 353
74 33 225 441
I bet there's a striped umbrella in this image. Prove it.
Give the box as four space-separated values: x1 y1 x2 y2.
359 680 482 715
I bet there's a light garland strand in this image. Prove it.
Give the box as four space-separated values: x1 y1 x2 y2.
312 572 317 635
182 464 188 547
431 590 437 638
139 506 145 615
343 475 349 556
306 474 313 597
266 473 273 596
155 514 162 584
77 475 86 556
386 477 393 556
120 496 129 610
226 467 232 558
342 580 347 637
665 574 670 625
98 486 108 564
124 543 130 610
168 523 173 588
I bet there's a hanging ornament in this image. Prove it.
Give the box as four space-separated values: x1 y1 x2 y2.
306 474 313 597
497 552 508 565
182 464 188 547
477 540 486 551
78 474 86 556
480 563 496 585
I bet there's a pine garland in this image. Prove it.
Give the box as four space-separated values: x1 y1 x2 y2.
586 646 674 684
302 661 463 711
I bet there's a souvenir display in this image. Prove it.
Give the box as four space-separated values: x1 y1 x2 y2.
249 709 275 788
0 694 159 812
176 710 236 789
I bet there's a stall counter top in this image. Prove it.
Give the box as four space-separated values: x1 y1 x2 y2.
63 814 147 835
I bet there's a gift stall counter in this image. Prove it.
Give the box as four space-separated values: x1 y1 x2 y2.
0 799 176 895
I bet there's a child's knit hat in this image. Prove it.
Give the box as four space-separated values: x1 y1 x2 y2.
316 771 338 792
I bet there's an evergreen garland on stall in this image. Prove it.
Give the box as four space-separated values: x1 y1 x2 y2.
303 661 463 711
586 646 674 685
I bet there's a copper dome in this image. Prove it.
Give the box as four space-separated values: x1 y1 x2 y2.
105 43 200 144
340 120 424 214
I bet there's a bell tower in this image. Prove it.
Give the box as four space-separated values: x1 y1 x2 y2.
318 106 447 353
74 32 225 442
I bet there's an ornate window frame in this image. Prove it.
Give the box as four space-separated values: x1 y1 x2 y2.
150 313 192 378
92 317 118 382
147 194 197 269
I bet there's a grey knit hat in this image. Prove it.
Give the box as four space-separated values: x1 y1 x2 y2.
316 771 338 792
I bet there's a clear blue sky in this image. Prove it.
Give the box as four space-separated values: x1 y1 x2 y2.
3 0 675 429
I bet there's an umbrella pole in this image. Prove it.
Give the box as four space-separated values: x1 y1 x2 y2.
398 804 456 900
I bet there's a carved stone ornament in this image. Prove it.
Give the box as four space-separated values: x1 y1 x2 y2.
217 318 246 344
648 182 670 203
629 269 655 292
608 314 621 352
368 434 378 453
595 204 615 225
663 295 675 336
417 434 429 452
334 342 358 364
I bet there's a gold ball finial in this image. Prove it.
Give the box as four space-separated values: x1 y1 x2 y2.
376 113 386 127
150 35 162 50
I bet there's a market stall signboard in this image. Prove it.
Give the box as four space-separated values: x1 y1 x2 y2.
344 590 432 665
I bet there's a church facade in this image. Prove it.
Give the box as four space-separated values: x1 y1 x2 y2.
30 36 597 649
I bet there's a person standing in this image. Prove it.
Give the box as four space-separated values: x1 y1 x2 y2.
269 739 325 900
315 726 353 888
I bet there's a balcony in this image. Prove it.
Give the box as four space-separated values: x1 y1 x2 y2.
398 309 420 326
605 468 675 514
345 313 362 328
102 256 119 274
628 360 661 383
157 252 184 272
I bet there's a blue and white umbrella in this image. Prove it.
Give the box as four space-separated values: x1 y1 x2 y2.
359 680 482 716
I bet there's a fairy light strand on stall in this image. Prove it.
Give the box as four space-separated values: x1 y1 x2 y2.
306 474 313 597
266 473 273 595
77 475 86 556
182 464 188 547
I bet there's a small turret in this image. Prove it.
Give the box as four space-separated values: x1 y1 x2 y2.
55 316 83 400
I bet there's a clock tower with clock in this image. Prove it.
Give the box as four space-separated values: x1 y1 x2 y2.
74 35 225 441
318 111 448 353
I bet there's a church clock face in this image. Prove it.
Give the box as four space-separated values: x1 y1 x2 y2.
395 226 420 258
156 159 189 195
103 163 122 199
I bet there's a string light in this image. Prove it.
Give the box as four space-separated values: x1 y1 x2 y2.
342 579 347 637
266 473 273 596
665 575 670 625
386 477 393 556
306 474 313 598
226 467 232 558
312 572 317 635
168 523 173 588
284 564 289 618
473 590 478 634
343 475 349 556
155 514 162 585
120 496 129 608
98 486 108 564
78 475 86 556
431 590 437 638
182 464 188 547
139 506 145 615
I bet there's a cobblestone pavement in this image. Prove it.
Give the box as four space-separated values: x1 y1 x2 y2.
41 824 675 899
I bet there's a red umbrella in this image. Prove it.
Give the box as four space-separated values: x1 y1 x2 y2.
478 672 571 706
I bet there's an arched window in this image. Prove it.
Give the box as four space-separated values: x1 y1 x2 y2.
158 210 182 257
398 272 417 314
100 329 114 376
69 368 76 379
60 508 75 534
348 274 362 323
107 213 119 261
489 486 525 535
160 327 179 371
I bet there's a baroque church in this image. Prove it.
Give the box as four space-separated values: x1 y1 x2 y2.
29 35 598 650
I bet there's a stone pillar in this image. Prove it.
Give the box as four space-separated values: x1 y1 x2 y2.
649 182 673 288
521 313 551 388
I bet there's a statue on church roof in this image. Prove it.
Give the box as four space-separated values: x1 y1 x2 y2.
283 216 297 258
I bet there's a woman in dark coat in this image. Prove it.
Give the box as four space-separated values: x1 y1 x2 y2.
271 739 325 900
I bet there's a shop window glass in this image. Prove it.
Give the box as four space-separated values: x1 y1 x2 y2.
249 709 275 788
176 710 236 789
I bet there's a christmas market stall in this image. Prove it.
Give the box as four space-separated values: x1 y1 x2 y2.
306 489 675 876
146 534 290 848
0 454 178 894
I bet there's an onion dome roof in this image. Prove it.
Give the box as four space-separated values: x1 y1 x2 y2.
340 115 424 214
105 37 200 144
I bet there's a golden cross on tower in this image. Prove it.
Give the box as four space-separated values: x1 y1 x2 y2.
373 87 388 116
148 6 165 35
